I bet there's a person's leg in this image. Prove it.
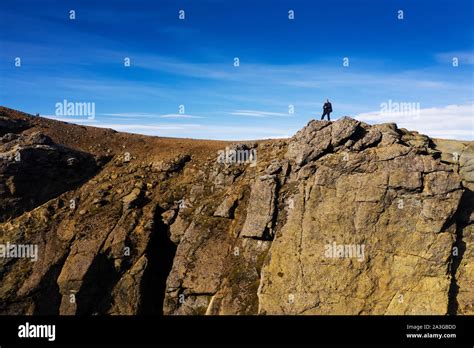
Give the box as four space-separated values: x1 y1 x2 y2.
328 112 331 121
321 113 326 120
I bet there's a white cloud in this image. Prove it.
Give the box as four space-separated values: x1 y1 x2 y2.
92 123 200 131
88 122 295 140
99 113 203 119
100 113 161 117
97 50 468 94
230 109 292 117
160 114 204 119
42 116 98 123
356 103 474 140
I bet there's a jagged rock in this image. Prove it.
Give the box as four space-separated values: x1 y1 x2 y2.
162 209 177 225
265 160 282 175
285 120 332 166
108 255 148 315
212 171 233 187
1 133 19 143
373 123 401 146
402 131 431 149
240 175 277 239
169 214 191 244
153 154 191 173
24 131 53 146
189 184 204 203
122 185 144 210
164 220 231 314
210 162 244 188
286 117 364 167
0 130 99 221
0 115 30 136
352 127 382 151
296 162 318 180
213 195 238 218
331 116 360 147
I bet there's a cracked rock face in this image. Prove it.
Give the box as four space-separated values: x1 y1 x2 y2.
0 107 472 315
240 174 278 239
258 150 463 314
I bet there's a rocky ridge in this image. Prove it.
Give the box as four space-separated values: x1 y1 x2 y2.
0 106 472 315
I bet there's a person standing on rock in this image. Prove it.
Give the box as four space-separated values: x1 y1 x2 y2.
321 99 332 121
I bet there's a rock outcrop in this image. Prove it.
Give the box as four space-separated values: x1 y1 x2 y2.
0 121 100 222
0 106 472 315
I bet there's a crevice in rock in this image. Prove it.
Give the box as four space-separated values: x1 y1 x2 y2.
447 189 473 314
32 255 68 314
70 212 132 314
138 206 177 315
264 178 281 241
243 235 272 242
75 252 120 314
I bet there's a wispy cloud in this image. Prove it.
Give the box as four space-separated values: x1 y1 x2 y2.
99 112 203 119
100 113 161 117
54 120 296 140
115 51 472 93
160 114 204 119
92 123 200 131
42 116 98 123
230 109 292 117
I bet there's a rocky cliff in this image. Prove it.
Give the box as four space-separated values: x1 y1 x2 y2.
0 106 472 315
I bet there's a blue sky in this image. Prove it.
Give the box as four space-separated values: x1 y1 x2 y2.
1 0 473 140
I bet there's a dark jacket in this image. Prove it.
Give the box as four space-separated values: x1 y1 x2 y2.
323 102 332 113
